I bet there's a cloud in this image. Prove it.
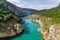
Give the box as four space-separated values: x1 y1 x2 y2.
7 0 19 4
7 0 19 2
7 0 60 10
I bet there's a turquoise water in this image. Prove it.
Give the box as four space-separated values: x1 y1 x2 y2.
1 18 42 40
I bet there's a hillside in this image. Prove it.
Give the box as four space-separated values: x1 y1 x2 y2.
2 1 39 17
38 5 60 23
27 5 60 40
0 0 40 38
37 5 60 40
0 2 24 38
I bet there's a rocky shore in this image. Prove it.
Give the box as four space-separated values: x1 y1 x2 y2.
0 3 24 38
0 17 24 38
0 25 24 38
25 14 43 40
31 15 59 40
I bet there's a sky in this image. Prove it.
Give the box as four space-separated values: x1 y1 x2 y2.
7 0 60 10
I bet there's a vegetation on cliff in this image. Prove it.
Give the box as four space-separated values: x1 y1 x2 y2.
37 5 60 40
38 5 60 23
0 3 24 38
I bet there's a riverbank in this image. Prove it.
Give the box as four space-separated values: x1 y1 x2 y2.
32 19 46 40
0 3 24 38
12 18 42 40
29 14 60 40
32 19 44 40
25 14 56 40
25 14 44 40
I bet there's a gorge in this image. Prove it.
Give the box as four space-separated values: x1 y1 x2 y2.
0 0 42 40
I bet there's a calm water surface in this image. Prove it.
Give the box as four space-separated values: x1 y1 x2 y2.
0 18 42 40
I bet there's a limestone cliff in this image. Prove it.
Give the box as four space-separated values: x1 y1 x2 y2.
0 2 24 38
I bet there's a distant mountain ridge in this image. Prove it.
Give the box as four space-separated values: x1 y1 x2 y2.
38 5 60 23
1 0 39 17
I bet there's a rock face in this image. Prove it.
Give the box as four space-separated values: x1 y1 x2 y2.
0 2 24 38
0 0 39 38
0 23 24 38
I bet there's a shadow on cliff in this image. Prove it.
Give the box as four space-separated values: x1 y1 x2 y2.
0 22 30 40
0 32 21 40
23 21 30 34
0 32 23 40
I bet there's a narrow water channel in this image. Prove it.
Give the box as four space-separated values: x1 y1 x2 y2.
1 18 42 40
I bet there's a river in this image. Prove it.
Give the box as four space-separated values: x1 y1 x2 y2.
1 18 42 40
